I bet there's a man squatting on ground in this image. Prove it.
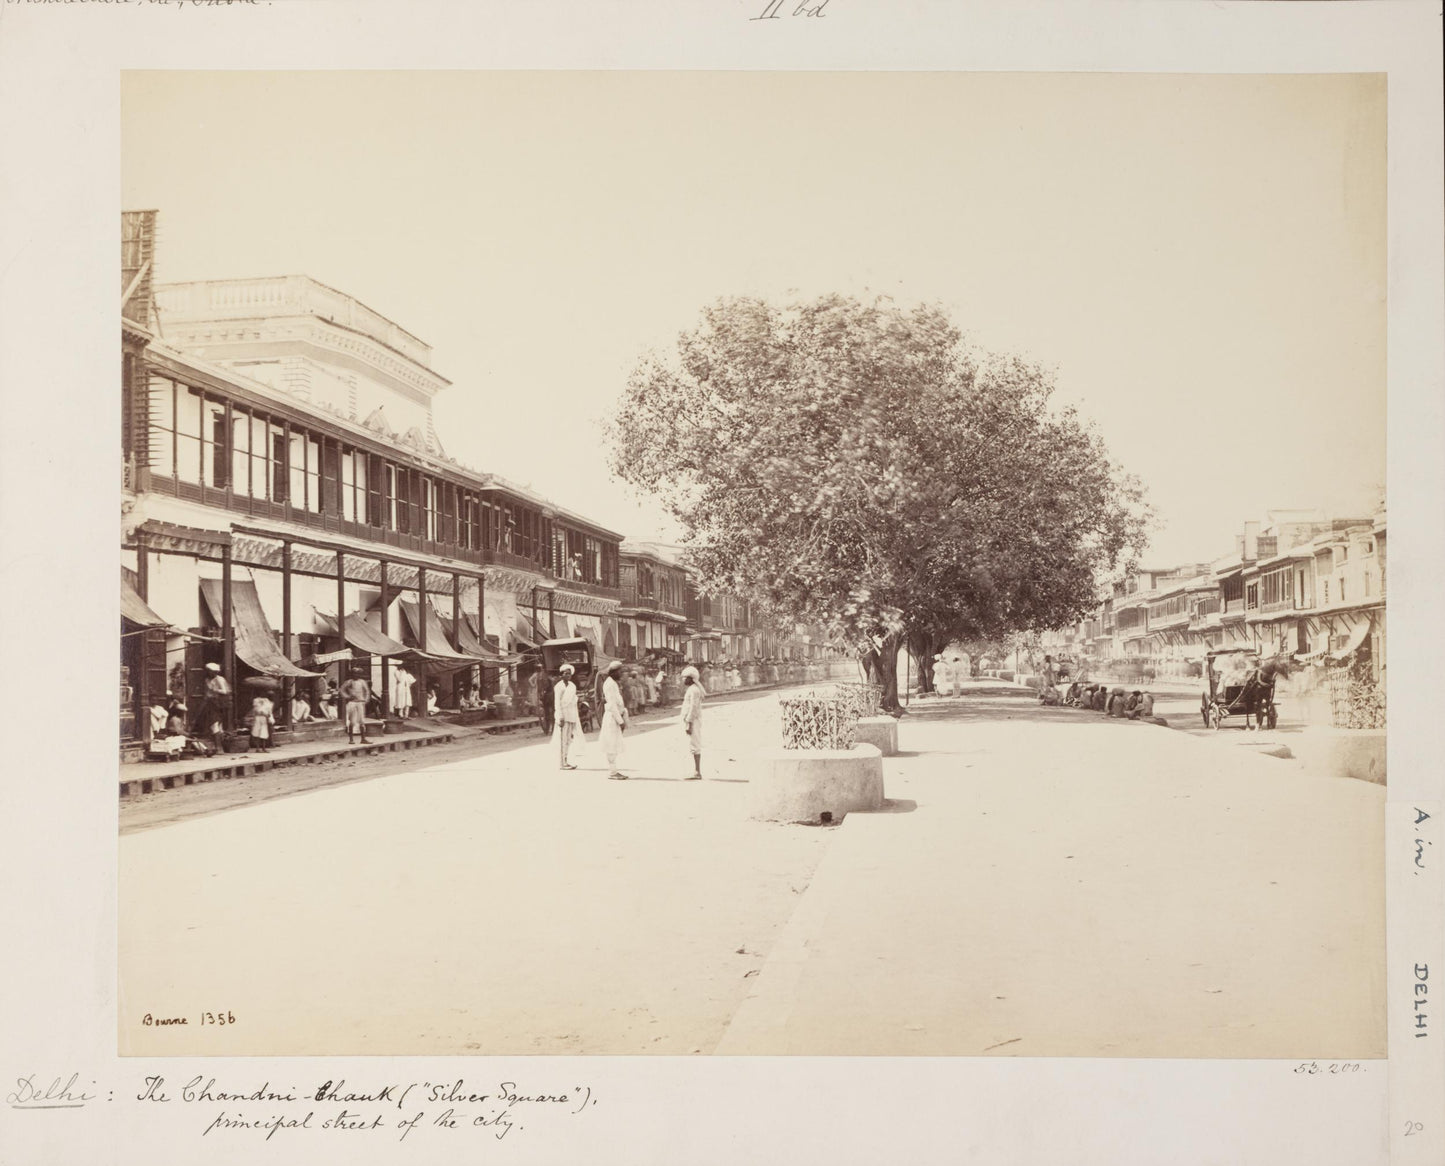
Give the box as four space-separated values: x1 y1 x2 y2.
340 667 372 744
554 663 580 770
680 665 704 780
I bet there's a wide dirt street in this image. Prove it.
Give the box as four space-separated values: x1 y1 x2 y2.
119 683 1384 1058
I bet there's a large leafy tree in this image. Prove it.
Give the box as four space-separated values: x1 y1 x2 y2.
606 294 1149 709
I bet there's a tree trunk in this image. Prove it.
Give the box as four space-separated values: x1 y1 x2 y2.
860 648 880 686
877 632 903 712
911 630 936 694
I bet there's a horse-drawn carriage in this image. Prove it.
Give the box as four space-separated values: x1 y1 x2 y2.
540 637 598 732
1200 647 1282 731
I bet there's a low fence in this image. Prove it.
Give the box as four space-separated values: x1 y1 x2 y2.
779 692 858 751
1326 664 1387 730
778 682 879 750
832 681 882 720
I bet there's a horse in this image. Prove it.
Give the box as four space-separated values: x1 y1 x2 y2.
1230 653 1295 730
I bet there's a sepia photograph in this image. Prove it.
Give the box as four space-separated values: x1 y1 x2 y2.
115 70 1387 1060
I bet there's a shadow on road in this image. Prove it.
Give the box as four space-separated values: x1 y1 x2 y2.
867 798 917 815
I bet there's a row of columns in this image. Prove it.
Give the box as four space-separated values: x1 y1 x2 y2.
132 524 613 735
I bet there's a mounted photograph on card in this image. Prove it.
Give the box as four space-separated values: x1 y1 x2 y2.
117 70 1386 1059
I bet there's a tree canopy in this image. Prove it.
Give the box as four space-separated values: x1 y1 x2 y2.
606 294 1150 705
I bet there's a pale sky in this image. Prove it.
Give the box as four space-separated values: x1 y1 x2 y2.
121 71 1385 565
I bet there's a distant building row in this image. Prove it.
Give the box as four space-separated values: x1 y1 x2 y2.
1043 508 1387 683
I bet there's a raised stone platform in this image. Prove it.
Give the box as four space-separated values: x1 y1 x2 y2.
748 744 884 825
1289 728 1387 785
119 728 455 799
854 715 898 756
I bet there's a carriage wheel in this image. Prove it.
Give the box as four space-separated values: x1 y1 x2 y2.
1208 705 1223 731
1200 697 1210 727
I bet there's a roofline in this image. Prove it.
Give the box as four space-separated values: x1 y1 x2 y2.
154 274 438 371
620 544 689 569
478 472 625 541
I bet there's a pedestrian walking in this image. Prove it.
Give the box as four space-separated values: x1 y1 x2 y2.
248 693 275 752
679 665 705 779
341 667 372 744
553 663 580 770
599 660 628 779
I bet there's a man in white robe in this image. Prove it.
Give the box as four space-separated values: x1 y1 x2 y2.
679 665 705 780
552 664 580 770
599 660 629 779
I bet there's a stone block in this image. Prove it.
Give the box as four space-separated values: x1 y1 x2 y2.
748 745 885 824
854 715 898 756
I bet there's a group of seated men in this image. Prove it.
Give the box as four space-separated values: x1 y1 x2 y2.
1054 681 1156 720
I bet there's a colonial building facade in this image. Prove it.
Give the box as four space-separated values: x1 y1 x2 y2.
120 211 623 750
119 211 842 752
616 542 689 660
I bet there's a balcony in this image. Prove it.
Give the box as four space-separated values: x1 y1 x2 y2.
620 588 686 617
140 472 627 592
555 575 622 602
1147 611 1189 631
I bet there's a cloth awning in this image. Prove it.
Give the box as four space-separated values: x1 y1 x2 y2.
577 627 620 673
527 612 553 642
398 599 478 663
452 613 523 665
200 580 322 678
1330 615 1372 661
514 614 545 651
121 577 169 628
314 609 411 658
549 613 571 640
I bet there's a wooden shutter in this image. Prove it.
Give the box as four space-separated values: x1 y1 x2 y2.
142 627 169 723
442 483 456 545
367 454 385 527
321 439 341 516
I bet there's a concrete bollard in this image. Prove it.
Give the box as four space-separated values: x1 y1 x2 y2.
748 744 885 825
853 715 898 756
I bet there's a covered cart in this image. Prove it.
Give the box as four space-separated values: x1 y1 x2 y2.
1200 647 1278 731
